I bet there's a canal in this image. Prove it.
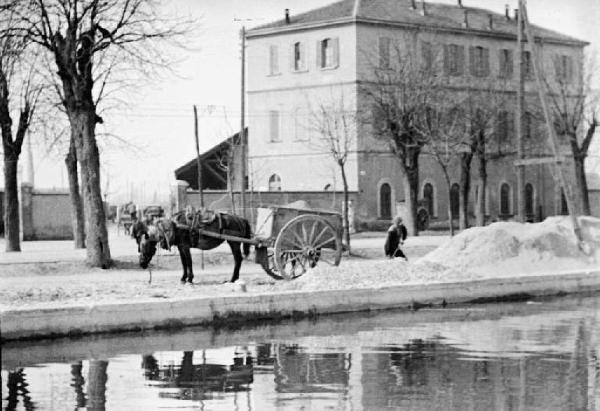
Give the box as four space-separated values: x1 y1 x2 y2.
2 294 599 410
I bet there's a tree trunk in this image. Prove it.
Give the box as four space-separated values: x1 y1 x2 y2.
69 110 111 267
475 138 487 227
3 155 20 251
66 135 85 248
441 171 455 237
573 153 590 216
459 151 473 230
402 151 420 236
340 164 351 253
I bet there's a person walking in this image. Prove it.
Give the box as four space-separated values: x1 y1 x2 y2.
384 216 408 260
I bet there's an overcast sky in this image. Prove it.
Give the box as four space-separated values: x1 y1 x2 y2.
17 0 600 203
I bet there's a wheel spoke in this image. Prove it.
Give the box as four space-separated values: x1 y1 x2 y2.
314 235 337 250
311 225 330 247
282 237 303 249
291 228 306 248
301 222 308 243
308 220 318 244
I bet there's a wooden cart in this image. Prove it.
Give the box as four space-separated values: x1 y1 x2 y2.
197 205 344 280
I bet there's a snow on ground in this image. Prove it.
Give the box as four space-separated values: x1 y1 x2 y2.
276 216 600 292
1 217 598 310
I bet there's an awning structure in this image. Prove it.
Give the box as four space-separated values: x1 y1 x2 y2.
174 128 247 190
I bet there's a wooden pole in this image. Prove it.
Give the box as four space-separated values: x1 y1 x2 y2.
519 0 585 246
194 105 204 208
194 104 204 270
516 4 526 222
240 26 247 218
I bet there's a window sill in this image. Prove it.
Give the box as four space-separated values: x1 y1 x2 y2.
292 68 309 74
267 72 282 77
319 64 339 71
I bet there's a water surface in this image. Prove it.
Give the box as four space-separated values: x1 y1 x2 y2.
2 294 599 410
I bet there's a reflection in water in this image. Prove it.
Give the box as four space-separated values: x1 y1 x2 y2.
70 361 86 408
144 349 254 402
87 360 108 411
2 296 599 410
5 369 35 411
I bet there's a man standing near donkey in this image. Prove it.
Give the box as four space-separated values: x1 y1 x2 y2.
384 216 408 260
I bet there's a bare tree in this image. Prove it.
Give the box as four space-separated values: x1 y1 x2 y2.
544 56 598 215
0 4 42 251
15 0 191 267
361 44 440 235
416 98 466 236
307 91 356 252
463 85 511 227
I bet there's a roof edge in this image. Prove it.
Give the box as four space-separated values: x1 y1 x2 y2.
247 16 588 47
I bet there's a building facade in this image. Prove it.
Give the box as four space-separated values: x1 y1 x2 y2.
246 0 587 228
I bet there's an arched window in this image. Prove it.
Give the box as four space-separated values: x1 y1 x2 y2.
500 183 511 215
450 183 460 219
525 183 534 216
423 183 434 217
268 174 281 191
379 183 392 219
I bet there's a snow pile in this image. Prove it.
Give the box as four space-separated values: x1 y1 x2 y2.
417 216 600 277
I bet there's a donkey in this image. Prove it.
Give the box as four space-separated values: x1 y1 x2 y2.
135 210 252 284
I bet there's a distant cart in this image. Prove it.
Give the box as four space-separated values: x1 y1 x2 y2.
198 205 344 280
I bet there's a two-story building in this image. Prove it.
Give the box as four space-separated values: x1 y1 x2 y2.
246 0 588 229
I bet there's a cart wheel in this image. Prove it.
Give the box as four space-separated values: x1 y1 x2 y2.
274 214 343 280
260 248 285 280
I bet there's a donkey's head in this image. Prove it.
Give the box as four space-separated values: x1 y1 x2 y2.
138 225 160 269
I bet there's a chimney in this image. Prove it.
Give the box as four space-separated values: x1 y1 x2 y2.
457 0 463 8
285 8 290 24
505 4 510 20
488 13 493 30
514 8 519 21
462 9 469 28
411 0 417 10
420 0 426 16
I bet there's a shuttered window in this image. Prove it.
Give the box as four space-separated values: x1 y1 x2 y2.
317 37 339 69
444 44 465 76
469 46 489 77
269 45 279 75
499 49 513 78
379 37 391 69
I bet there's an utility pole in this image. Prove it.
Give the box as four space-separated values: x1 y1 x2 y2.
240 26 247 218
516 4 526 222
518 0 585 247
194 105 204 208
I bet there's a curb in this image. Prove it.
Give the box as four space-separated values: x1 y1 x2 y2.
2 270 599 341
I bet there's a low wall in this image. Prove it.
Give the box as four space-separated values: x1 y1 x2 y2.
2 270 599 341
21 184 73 241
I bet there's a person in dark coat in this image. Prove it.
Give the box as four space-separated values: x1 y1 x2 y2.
384 216 408 260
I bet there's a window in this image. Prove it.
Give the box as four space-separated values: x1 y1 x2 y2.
269 110 280 142
525 183 534 216
497 111 512 145
268 174 282 191
554 55 572 83
292 41 306 71
317 37 339 69
422 41 434 72
444 44 465 76
293 109 307 141
450 183 460 219
379 183 392 219
469 46 489 77
522 51 533 79
423 183 434 217
379 37 391 69
499 49 513 78
500 183 511 215
269 45 280 75
524 111 533 140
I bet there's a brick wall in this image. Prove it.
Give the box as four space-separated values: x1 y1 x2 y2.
21 184 73 240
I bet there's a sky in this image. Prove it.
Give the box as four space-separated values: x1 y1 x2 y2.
10 0 600 204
